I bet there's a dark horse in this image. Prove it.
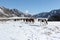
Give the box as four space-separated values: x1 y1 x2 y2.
23 18 34 23
38 19 48 24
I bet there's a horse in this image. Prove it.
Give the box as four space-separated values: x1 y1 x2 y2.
23 18 34 23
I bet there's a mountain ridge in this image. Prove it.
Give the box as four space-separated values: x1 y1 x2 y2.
0 6 60 21
0 6 32 18
33 9 60 21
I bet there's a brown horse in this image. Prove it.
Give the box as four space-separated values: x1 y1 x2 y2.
38 19 48 24
23 18 34 23
44 19 48 24
28 18 34 23
23 19 26 22
38 19 44 22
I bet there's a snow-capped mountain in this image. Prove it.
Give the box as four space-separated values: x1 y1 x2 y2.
0 6 31 17
33 12 50 18
33 9 60 21
48 9 60 21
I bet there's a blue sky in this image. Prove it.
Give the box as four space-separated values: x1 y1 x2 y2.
0 0 60 14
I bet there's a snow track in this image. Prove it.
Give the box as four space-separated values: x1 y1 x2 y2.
0 21 60 40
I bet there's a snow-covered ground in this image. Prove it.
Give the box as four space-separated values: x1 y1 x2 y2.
0 21 60 40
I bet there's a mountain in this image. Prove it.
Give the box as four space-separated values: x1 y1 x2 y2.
0 6 60 21
0 6 31 18
48 9 60 21
33 12 50 18
33 9 60 21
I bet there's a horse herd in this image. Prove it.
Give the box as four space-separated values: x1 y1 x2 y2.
14 18 48 24
14 18 34 22
0 17 48 24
